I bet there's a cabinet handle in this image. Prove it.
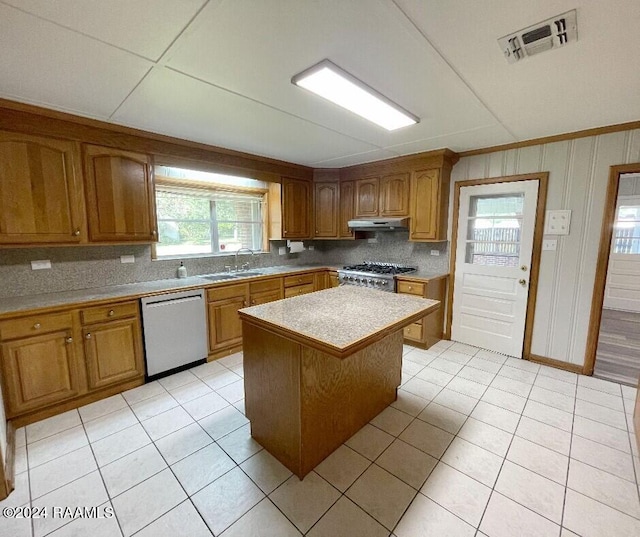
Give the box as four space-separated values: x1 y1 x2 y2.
408 286 413 291
151 230 157 237
85 333 92 339
73 229 80 236
243 301 248 307
108 310 115 317
66 337 73 343
33 323 41 329
251 300 256 305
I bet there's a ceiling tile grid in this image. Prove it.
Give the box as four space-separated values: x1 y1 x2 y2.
0 0 638 165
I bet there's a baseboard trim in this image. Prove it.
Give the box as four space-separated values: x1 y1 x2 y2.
528 354 584 374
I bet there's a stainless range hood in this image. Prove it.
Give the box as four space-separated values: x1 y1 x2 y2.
347 217 409 230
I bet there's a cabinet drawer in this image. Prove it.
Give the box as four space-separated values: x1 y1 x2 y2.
250 278 281 294
284 273 315 287
0 312 74 341
397 281 426 296
403 322 423 341
80 301 139 325
207 283 248 302
284 283 315 298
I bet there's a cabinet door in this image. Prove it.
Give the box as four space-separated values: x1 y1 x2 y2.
355 177 380 217
83 318 144 390
83 145 157 242
282 177 311 239
339 181 355 238
0 132 85 244
1 330 81 417
314 182 339 238
409 169 441 241
380 173 410 217
208 287 249 352
250 289 282 306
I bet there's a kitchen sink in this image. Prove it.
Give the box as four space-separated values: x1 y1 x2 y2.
199 271 264 282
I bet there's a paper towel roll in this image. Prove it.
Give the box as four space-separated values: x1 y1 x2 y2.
287 241 305 253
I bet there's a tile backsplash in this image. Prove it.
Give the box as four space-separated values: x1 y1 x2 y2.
0 232 449 298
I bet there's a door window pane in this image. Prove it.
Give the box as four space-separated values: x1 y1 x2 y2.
465 193 524 266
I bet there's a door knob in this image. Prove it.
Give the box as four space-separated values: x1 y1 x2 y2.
519 279 527 287
520 265 528 271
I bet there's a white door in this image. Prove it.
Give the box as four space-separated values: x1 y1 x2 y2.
604 195 640 312
452 180 539 358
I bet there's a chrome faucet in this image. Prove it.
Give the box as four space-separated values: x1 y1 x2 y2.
234 248 254 271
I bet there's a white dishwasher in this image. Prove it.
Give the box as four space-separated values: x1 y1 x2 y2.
140 288 208 379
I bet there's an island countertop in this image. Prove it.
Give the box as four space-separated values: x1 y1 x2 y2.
238 286 439 358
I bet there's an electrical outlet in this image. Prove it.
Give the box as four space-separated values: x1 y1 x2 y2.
367 237 378 244
543 239 558 251
430 250 440 256
278 246 287 255
307 245 315 251
31 260 51 270
120 255 135 264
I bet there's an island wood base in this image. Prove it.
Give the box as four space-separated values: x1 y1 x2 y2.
243 322 403 479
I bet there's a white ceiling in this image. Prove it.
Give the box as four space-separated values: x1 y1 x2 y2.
1 0 638 167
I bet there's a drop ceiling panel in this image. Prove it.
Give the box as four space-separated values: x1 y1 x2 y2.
0 4 153 118
112 67 378 165
386 124 517 155
164 0 499 150
311 148 401 168
396 0 640 140
2 0 206 61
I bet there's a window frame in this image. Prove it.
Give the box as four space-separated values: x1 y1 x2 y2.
152 175 270 260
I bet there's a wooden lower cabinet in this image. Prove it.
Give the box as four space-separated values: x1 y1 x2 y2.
0 302 144 421
250 277 283 306
83 318 144 390
397 275 448 349
207 284 249 353
1 329 81 417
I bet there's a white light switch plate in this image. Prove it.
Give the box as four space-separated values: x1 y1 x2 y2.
543 239 558 251
31 260 51 270
430 250 440 256
278 246 287 255
544 210 572 235
120 255 135 264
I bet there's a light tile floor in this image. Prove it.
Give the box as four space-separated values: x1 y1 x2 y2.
2 341 639 536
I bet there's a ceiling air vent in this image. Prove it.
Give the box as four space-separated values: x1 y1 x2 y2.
498 9 577 64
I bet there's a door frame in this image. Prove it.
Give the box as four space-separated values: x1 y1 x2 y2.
446 173 549 361
584 163 640 375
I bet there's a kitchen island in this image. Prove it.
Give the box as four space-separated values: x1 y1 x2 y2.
238 286 439 478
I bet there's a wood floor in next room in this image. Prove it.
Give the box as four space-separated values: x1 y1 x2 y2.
1 341 639 537
595 308 640 387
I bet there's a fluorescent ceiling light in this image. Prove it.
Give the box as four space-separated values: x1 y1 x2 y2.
292 60 419 131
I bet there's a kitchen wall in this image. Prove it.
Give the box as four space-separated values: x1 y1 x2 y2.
306 231 449 272
450 129 640 367
0 232 448 299
0 242 312 298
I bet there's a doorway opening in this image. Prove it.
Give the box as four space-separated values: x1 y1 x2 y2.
586 164 640 385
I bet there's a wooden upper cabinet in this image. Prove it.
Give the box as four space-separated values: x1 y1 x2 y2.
314 182 339 238
409 168 449 241
354 177 380 217
0 132 85 245
83 145 157 242
380 173 410 217
339 180 355 238
281 177 311 239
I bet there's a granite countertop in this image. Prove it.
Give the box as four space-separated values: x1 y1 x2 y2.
239 286 439 355
396 269 449 281
0 265 335 318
